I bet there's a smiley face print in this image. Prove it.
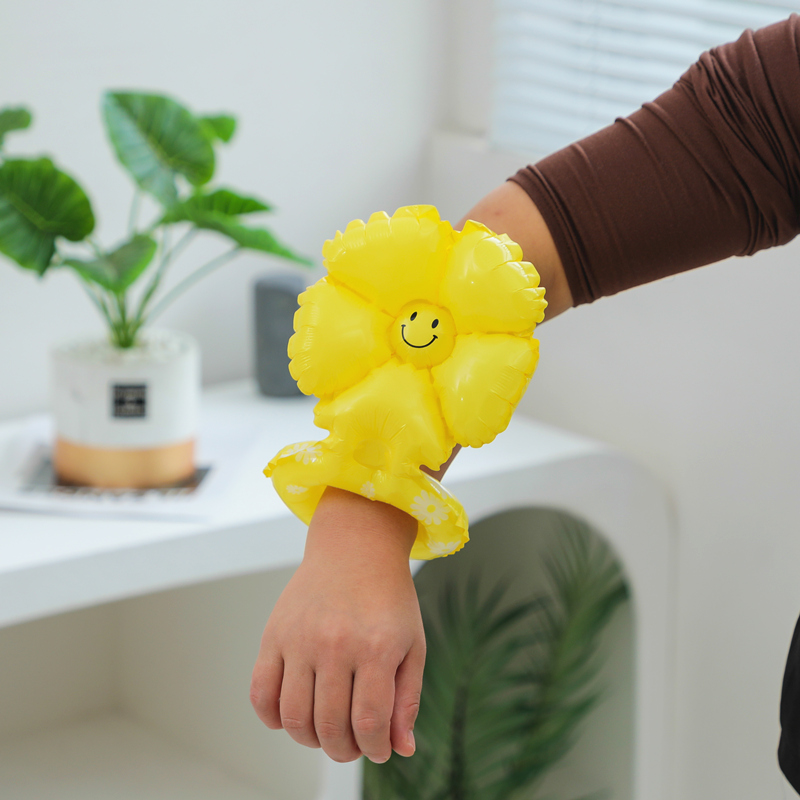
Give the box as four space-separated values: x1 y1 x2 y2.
390 301 455 368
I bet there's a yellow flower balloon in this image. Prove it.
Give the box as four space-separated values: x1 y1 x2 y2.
265 205 546 559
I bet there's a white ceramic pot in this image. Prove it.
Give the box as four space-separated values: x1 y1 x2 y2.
51 329 200 488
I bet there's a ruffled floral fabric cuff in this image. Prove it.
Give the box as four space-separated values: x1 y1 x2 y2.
264 205 546 560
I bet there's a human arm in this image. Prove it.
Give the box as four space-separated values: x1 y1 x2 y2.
510 16 800 305
251 15 800 764
249 188 571 763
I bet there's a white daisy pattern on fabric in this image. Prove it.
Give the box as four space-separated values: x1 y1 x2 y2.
427 540 462 557
286 484 308 495
360 481 376 500
285 442 321 465
410 491 449 526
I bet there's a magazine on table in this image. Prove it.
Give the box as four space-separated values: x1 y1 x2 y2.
0 410 256 521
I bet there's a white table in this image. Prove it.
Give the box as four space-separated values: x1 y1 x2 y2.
0 381 675 800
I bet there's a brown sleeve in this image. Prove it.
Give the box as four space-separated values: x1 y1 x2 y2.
510 15 800 306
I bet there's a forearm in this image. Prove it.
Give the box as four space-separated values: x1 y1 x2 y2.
457 180 573 320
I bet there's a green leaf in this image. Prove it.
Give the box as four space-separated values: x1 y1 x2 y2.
102 92 215 205
371 521 630 800
64 234 157 292
198 114 236 143
178 210 312 265
0 158 95 274
0 107 32 147
160 188 272 223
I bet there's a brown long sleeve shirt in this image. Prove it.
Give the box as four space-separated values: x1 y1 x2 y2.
511 15 800 306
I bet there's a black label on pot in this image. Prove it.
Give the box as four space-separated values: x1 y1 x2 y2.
112 384 147 419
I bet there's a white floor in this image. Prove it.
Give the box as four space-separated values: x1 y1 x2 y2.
0 714 273 800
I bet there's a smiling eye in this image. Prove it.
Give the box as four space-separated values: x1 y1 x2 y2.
410 311 417 321
432 319 439 328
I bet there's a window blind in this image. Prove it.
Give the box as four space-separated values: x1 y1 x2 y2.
491 0 798 157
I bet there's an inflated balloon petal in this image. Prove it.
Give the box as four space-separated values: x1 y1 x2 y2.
265 206 546 559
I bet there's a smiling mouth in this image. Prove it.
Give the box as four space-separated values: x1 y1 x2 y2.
401 325 437 348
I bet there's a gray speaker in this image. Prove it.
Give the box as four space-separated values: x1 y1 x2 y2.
254 273 307 397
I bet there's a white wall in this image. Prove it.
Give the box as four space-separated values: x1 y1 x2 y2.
0 0 447 420
0 605 117 740
431 4 800 798
529 244 800 800
117 567 319 800
4 1 797 798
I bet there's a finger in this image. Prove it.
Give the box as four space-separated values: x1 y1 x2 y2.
351 660 395 764
250 653 284 729
280 661 321 749
390 642 425 757
313 668 361 762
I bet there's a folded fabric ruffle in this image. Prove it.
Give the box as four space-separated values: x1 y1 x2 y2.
266 438 469 560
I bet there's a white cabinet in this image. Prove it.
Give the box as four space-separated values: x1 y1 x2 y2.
0 381 674 799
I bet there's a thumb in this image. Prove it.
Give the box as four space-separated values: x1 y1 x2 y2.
390 641 425 757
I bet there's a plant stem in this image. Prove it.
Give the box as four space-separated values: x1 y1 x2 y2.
79 279 115 332
163 227 197 266
57 247 117 340
128 189 142 236
145 246 240 323
448 677 470 800
132 227 196 326
88 237 103 258
110 291 139 348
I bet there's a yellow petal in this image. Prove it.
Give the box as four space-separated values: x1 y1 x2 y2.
433 334 539 447
288 278 393 398
313 360 454 472
440 221 547 335
321 206 454 316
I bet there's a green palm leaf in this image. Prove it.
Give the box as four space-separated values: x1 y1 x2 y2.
0 107 32 148
0 158 94 274
494 526 628 799
102 92 215 205
364 520 628 800
199 114 236 143
156 187 308 264
171 209 312 265
64 234 157 293
160 188 272 222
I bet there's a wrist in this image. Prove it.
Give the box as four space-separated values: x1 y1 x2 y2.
304 487 417 565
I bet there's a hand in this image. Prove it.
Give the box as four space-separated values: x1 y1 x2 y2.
250 486 424 763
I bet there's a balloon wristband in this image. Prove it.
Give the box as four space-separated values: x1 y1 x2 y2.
265 205 546 560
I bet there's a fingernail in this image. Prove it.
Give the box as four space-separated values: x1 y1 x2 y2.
370 755 389 764
407 730 415 752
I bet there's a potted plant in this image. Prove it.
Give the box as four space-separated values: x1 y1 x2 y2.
364 522 629 800
0 95 310 488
